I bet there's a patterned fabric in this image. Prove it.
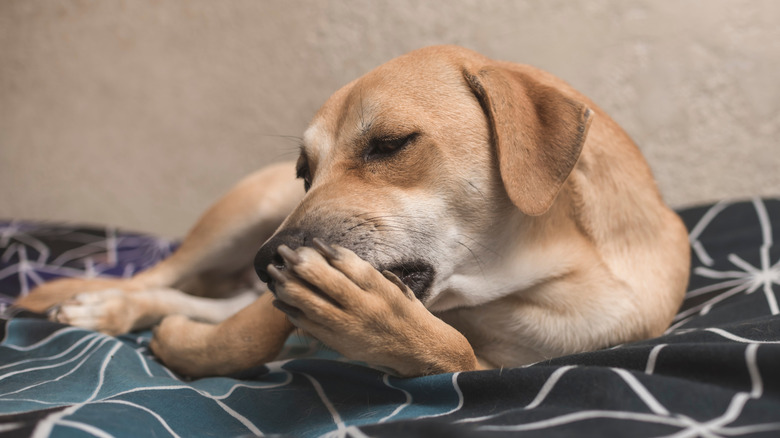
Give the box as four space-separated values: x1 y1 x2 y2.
1 199 779 437
0 222 177 312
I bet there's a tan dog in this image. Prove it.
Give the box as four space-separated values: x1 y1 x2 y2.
14 46 690 377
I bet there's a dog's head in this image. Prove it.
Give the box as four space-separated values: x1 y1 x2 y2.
255 45 593 310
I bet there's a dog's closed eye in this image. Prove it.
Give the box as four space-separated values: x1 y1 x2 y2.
295 154 312 192
365 133 418 161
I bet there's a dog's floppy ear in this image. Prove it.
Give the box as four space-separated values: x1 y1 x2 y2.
464 66 593 216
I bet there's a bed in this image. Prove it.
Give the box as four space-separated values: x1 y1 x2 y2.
1 198 779 437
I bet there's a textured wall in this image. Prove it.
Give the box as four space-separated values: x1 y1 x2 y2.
1 0 779 237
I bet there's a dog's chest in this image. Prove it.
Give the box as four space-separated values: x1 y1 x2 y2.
437 303 546 368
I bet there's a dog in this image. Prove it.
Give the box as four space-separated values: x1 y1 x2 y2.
14 45 690 378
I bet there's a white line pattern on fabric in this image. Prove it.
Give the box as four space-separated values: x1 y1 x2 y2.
378 374 412 423
612 368 670 416
681 199 780 321
457 366 579 425
0 422 24 433
303 372 346 435
703 328 780 344
688 200 731 266
98 400 182 438
87 342 122 401
0 338 112 398
0 333 98 371
644 344 666 375
2 326 87 351
56 419 116 438
414 372 464 420
478 410 686 432
106 385 264 435
525 365 575 410
746 344 762 398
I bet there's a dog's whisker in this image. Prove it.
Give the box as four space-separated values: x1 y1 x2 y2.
455 233 501 258
377 221 500 261
347 217 494 280
455 239 487 278
367 224 439 241
259 134 304 143
465 180 488 200
370 240 412 259
270 150 304 161
353 212 430 222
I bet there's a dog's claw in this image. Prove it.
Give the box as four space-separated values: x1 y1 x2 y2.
312 238 340 260
277 245 302 266
267 264 288 286
47 305 61 321
382 270 416 300
272 299 302 319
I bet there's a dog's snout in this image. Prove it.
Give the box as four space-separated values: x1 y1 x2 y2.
254 230 307 285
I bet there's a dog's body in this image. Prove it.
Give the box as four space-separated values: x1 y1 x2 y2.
14 46 690 377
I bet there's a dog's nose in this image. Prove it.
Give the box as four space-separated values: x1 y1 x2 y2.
254 229 307 285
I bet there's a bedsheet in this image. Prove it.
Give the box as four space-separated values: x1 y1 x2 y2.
1 199 779 437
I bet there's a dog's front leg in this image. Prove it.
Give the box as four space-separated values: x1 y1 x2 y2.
266 239 479 377
13 162 302 335
149 292 294 377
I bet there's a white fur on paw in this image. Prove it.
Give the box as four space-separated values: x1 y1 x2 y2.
47 288 131 334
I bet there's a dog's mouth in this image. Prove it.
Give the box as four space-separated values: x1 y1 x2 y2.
385 262 435 301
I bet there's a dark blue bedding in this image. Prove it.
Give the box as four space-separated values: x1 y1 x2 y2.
1 199 779 437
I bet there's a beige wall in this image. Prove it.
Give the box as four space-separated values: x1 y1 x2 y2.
2 0 779 237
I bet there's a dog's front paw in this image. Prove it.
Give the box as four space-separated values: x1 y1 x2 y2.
14 277 134 314
267 239 478 376
48 288 137 336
